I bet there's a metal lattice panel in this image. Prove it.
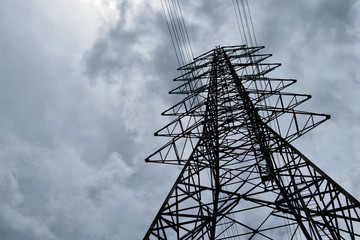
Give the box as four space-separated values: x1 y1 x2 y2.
144 46 360 239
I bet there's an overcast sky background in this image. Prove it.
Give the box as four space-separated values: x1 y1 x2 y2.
0 0 359 239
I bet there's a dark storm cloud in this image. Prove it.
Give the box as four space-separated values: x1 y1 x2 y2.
84 1 178 81
0 0 359 239
0 1 156 239
252 0 360 198
257 0 358 48
82 2 191 238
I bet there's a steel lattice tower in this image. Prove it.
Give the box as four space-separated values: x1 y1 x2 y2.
143 45 360 239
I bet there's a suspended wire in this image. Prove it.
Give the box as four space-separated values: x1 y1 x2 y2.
165 0 186 65
235 0 250 47
160 0 205 166
232 0 245 46
176 0 194 64
172 0 191 64
176 0 194 60
245 0 258 47
160 0 194 67
160 0 181 66
241 0 254 47
169 0 187 64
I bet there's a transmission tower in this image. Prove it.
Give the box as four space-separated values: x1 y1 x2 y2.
144 2 360 239
143 45 360 239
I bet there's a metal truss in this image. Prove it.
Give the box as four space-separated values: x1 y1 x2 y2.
144 45 360 239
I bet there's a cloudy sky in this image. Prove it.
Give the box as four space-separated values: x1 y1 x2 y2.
0 0 359 239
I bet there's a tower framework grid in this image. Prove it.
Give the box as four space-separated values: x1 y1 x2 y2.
143 45 360 239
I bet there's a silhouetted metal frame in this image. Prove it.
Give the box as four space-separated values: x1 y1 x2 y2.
144 45 360 239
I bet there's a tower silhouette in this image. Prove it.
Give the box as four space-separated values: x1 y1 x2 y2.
143 45 360 239
143 0 360 238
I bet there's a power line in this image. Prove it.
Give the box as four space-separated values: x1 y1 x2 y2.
160 0 194 67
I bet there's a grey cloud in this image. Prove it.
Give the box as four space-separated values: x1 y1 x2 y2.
253 0 360 201
84 2 175 80
0 1 156 239
0 0 359 239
